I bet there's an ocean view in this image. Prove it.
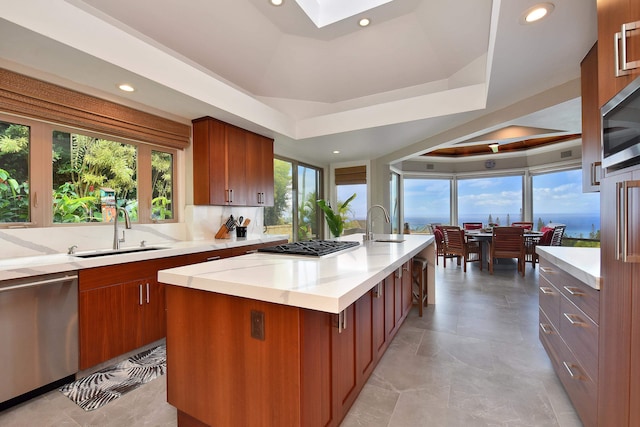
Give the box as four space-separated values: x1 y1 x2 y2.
403 213 601 238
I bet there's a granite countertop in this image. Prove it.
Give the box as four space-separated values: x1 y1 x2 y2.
158 234 434 314
536 246 601 290
0 234 288 281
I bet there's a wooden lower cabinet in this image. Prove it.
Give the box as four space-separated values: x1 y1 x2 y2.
166 261 415 427
78 244 286 370
539 258 600 427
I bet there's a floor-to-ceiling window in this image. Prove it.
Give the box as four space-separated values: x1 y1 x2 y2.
457 175 524 227
390 171 400 233
403 177 451 233
532 168 600 240
264 157 323 242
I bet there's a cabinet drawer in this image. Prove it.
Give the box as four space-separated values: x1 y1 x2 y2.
540 260 599 324
539 276 561 330
559 297 598 381
549 325 597 427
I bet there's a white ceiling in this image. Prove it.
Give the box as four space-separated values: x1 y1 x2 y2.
0 0 597 165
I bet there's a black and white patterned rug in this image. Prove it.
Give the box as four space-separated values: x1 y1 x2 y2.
60 345 166 411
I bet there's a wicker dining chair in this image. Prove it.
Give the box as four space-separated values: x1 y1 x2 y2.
441 226 482 272
489 226 525 276
463 222 483 230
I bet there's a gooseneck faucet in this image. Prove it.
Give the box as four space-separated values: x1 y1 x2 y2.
364 204 390 241
113 207 132 250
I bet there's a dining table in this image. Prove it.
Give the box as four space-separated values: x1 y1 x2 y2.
465 228 544 269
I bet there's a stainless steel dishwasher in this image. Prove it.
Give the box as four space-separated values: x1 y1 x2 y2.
0 272 78 404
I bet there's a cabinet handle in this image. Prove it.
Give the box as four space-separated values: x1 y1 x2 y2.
229 189 233 203
590 162 601 187
563 361 583 380
540 267 555 274
139 284 143 306
539 323 553 334
621 21 640 72
539 287 554 295
206 256 221 261
563 286 584 296
563 312 586 327
146 282 150 304
616 180 640 262
245 249 258 254
372 282 383 298
615 31 630 77
335 310 347 333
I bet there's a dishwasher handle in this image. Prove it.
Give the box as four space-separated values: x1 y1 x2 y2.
0 274 78 293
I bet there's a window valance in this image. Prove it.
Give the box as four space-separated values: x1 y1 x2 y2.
0 68 190 149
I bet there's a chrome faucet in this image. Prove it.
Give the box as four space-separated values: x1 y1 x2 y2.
364 204 390 241
113 207 132 250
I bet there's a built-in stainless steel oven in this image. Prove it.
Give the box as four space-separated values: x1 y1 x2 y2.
602 75 640 171
0 273 78 404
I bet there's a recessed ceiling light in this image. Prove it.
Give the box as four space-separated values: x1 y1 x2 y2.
333 150 340 154
521 3 554 24
118 84 135 92
359 18 370 27
270 0 283 6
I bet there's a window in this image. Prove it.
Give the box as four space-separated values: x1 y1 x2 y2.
1 68 186 228
458 175 523 226
532 169 600 240
403 178 451 233
390 172 400 234
0 119 30 223
0 113 177 227
151 150 174 220
52 131 138 223
335 165 367 233
265 157 322 242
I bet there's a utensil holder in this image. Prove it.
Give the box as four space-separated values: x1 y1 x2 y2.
236 226 247 238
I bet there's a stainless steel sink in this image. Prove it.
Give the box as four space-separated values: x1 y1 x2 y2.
72 246 167 258
374 239 405 243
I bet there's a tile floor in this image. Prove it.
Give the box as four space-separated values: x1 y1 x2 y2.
0 259 582 426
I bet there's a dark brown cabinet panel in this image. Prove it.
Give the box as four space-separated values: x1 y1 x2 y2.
192 116 274 206
581 43 602 192
597 0 640 107
598 169 640 426
539 258 599 427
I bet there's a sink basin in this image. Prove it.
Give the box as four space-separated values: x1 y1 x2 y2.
73 246 167 258
374 239 405 243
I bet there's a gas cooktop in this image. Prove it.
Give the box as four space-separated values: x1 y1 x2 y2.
257 240 360 257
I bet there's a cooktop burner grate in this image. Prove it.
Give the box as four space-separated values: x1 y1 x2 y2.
257 240 360 257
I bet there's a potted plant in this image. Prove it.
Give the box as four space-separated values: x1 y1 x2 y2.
317 193 356 238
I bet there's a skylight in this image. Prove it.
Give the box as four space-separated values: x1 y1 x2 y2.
295 0 393 28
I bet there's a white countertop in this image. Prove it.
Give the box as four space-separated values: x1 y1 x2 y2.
158 234 434 314
536 246 601 290
0 235 287 281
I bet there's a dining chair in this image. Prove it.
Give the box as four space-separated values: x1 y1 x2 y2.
511 222 533 230
550 224 566 246
441 226 482 272
489 226 525 276
433 226 445 265
463 222 483 230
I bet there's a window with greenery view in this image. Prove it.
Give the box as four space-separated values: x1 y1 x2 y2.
265 158 322 242
0 120 30 223
52 131 138 223
0 112 176 227
151 150 174 220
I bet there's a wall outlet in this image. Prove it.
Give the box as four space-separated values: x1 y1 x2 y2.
251 310 265 341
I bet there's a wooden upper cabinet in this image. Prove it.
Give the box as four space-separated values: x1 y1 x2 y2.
581 43 602 192
245 131 275 206
192 116 274 206
597 0 640 107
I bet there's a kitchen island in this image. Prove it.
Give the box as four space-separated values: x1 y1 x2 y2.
158 234 434 427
